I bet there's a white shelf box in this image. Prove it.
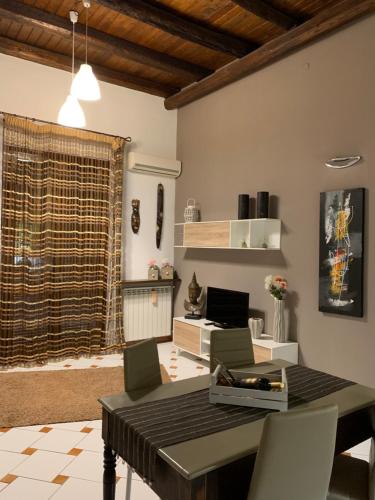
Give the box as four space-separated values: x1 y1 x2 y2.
249 219 281 250
174 218 281 250
230 220 250 248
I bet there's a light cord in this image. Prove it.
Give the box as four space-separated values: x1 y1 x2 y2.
72 20 75 83
85 7 88 64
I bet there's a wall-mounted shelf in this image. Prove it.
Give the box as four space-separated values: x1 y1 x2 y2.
174 219 281 250
121 279 180 289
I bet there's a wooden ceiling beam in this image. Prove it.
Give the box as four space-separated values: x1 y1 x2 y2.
95 0 257 57
232 0 300 30
0 0 209 81
165 0 375 110
0 36 178 98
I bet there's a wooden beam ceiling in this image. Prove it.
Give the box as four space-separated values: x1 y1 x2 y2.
232 0 301 30
95 0 258 57
0 35 178 97
0 0 209 81
165 0 375 109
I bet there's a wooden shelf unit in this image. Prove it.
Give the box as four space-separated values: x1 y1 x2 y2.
174 219 281 250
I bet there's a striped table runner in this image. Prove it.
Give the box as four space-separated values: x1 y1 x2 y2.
111 365 354 481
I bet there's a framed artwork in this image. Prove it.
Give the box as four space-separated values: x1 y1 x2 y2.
319 188 365 317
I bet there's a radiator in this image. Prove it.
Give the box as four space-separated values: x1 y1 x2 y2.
123 287 173 341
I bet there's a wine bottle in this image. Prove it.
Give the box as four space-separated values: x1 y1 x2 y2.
233 377 285 391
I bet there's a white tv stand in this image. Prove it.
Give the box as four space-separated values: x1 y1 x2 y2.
173 317 298 364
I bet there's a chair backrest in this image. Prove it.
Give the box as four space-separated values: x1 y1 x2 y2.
247 404 338 500
123 338 162 392
210 328 254 372
369 438 375 500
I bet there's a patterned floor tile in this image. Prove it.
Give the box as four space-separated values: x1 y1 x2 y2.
21 448 37 455
67 448 83 456
51 477 102 500
0 476 17 485
61 451 127 482
51 474 69 485
51 421 89 432
117 477 159 499
80 427 93 434
0 477 59 500
0 429 42 453
77 429 103 453
87 420 102 430
11 450 74 482
0 451 28 479
39 427 52 433
33 429 86 454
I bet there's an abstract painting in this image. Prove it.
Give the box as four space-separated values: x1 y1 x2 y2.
319 188 365 317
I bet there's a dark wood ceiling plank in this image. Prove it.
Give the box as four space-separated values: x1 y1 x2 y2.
0 35 178 97
231 0 301 30
0 0 209 81
165 0 375 110
95 0 257 57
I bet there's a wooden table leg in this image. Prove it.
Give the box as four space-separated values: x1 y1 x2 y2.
103 444 117 500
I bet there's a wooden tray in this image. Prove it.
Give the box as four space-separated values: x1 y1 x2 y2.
209 365 288 411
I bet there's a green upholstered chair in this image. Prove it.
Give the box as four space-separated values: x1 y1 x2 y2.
328 438 375 500
209 328 254 373
123 338 163 500
123 338 162 392
247 405 338 500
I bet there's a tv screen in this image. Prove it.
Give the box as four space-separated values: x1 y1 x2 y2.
206 287 249 328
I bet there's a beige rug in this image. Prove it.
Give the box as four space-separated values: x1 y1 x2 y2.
0 365 170 428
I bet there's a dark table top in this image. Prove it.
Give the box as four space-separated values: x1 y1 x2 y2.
99 360 375 480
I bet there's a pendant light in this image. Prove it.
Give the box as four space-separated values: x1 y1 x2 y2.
58 11 86 128
71 0 101 101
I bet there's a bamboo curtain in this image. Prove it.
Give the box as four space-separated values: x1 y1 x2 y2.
0 114 125 368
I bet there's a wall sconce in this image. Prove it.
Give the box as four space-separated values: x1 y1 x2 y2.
325 156 361 169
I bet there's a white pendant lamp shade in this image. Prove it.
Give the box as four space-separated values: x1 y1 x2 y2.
57 94 86 128
71 64 101 101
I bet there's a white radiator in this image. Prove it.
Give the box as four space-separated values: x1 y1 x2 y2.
123 287 172 341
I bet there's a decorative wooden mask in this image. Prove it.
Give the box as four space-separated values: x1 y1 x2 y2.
156 184 164 248
131 199 140 234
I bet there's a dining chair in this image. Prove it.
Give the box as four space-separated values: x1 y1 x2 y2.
247 404 338 500
123 338 163 392
328 438 375 499
210 328 254 373
123 338 163 500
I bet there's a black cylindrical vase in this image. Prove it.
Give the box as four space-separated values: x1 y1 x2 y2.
238 194 250 219
256 192 269 218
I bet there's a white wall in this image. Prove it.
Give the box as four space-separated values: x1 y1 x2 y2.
0 53 177 279
124 172 175 279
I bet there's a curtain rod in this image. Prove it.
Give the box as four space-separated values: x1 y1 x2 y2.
0 110 132 143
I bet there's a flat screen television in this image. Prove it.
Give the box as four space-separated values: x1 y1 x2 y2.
206 287 249 328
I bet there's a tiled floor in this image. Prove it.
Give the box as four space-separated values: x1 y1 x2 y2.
0 342 371 499
0 342 210 499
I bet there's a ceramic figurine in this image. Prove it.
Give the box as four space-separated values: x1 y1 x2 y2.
184 272 204 319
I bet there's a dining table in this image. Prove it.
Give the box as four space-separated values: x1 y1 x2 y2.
99 359 375 500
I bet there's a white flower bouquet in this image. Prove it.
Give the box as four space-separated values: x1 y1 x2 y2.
265 275 288 301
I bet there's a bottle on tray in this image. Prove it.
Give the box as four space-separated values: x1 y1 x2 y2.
215 359 284 392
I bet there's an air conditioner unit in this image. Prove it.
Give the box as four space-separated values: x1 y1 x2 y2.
127 152 181 178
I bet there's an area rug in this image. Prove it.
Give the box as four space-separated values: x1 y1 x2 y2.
0 365 170 428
